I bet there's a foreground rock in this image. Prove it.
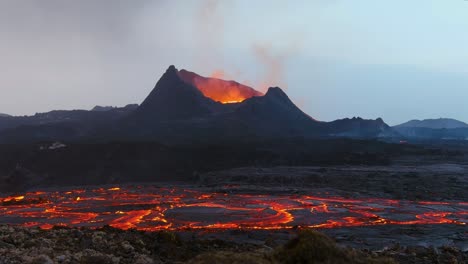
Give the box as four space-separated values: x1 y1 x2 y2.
0 225 466 264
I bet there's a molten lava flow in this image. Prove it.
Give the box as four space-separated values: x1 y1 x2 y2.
2 196 24 202
0 186 466 231
178 69 263 104
110 210 152 230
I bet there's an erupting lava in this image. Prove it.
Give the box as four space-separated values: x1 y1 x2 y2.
0 186 466 231
178 69 263 104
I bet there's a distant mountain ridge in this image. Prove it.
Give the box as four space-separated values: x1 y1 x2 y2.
92 104 138 112
0 105 138 142
394 118 468 140
394 118 468 129
91 106 116 112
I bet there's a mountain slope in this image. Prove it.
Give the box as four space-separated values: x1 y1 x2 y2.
394 126 468 140
0 106 137 143
132 65 221 122
228 87 321 137
327 117 397 138
394 118 468 129
393 118 468 140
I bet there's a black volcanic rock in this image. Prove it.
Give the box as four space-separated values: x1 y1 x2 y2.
132 66 220 122
91 105 116 112
229 87 321 137
0 106 137 143
326 117 397 138
394 126 468 140
1 166 44 192
237 87 312 121
92 104 138 113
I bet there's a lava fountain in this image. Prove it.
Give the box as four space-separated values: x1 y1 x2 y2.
0 186 466 231
178 69 263 104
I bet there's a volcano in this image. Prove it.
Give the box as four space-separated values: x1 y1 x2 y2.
120 65 394 142
121 66 321 141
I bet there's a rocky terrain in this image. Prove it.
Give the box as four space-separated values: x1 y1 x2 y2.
199 160 468 201
0 138 434 192
0 225 466 264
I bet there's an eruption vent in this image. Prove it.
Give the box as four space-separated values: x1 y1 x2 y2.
178 69 263 104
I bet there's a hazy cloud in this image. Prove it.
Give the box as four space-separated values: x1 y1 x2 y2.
1 0 468 125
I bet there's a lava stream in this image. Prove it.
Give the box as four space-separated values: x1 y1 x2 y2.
0 186 466 231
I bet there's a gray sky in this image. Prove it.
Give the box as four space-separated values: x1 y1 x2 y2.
1 0 468 125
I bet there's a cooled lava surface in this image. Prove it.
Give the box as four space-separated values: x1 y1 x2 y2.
0 186 466 231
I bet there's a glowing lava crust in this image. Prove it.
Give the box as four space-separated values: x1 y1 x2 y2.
177 69 263 104
0 186 466 231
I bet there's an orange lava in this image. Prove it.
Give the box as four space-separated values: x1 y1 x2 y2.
3 196 24 202
178 69 263 104
0 186 466 231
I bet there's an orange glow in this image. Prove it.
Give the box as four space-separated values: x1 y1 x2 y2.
110 210 152 230
2 196 24 202
0 187 466 231
210 70 225 79
178 69 263 104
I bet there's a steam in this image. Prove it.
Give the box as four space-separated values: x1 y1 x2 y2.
210 70 226 79
199 0 222 20
252 38 304 91
198 0 223 41
192 0 224 70
252 44 287 91
193 1 302 92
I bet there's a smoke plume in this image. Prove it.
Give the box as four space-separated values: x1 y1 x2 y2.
193 1 302 92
